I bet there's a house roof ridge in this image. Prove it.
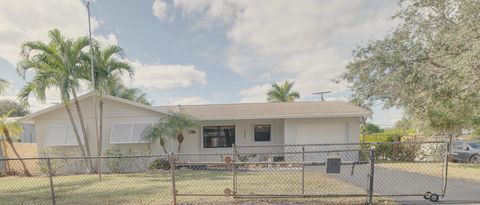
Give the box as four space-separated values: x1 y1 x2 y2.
154 100 346 108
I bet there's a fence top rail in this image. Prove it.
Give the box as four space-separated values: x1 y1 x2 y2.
0 149 363 161
234 140 448 148
174 149 363 156
0 154 168 161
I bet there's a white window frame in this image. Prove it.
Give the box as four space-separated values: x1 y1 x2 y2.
44 124 85 147
253 124 272 142
109 122 153 144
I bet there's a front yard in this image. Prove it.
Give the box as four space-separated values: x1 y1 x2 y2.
0 169 385 205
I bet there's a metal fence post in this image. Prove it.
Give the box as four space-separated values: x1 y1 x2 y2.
97 157 102 182
232 144 237 196
301 145 305 195
46 158 56 205
367 146 375 205
442 135 452 196
169 153 177 205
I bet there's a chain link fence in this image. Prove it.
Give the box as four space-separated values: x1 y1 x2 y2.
0 141 449 205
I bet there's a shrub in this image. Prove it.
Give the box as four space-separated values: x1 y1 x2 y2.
148 158 170 170
104 149 124 173
238 154 256 162
361 129 420 161
38 158 67 176
38 148 67 175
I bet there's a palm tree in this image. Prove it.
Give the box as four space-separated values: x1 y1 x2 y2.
17 29 93 171
143 121 168 154
0 110 31 176
267 80 300 102
107 76 151 105
0 78 9 94
85 44 132 156
162 111 199 153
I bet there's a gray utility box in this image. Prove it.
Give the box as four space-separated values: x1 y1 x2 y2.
326 157 341 174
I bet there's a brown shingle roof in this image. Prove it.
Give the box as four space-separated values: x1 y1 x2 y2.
155 101 370 120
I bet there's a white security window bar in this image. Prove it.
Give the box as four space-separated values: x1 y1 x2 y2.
110 122 152 144
44 125 85 146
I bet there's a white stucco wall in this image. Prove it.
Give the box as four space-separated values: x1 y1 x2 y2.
284 117 361 145
167 119 285 154
33 97 166 156
283 117 361 161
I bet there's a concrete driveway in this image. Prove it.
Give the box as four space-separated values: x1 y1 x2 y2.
370 167 480 204
327 165 480 204
394 177 480 204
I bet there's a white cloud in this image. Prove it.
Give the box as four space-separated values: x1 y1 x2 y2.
173 0 237 28
156 96 210 105
152 0 169 21
371 105 404 128
170 0 399 101
124 61 207 90
0 0 116 66
1 80 91 112
0 95 53 112
94 33 118 46
239 83 270 103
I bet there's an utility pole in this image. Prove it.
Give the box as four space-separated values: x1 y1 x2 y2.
86 1 100 179
313 91 331 101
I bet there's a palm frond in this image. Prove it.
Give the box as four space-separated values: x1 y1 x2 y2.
0 78 9 94
267 80 300 102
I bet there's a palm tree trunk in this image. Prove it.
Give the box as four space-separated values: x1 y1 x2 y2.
177 143 182 153
1 140 9 174
65 105 91 172
71 89 93 172
98 98 103 156
161 145 168 154
3 127 31 176
177 133 184 153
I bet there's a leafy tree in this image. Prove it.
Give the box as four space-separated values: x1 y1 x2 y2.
158 111 199 153
17 29 93 171
362 123 383 134
349 95 372 131
0 78 8 94
84 44 133 157
343 0 480 135
267 80 300 102
0 100 30 117
0 110 31 176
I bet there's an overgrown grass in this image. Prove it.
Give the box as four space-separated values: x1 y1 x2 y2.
0 169 391 205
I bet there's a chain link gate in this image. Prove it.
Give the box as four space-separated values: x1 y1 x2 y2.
171 141 449 204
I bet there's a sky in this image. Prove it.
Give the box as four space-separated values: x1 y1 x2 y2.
0 0 403 127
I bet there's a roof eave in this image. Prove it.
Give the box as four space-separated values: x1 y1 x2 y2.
21 92 168 123
196 112 371 121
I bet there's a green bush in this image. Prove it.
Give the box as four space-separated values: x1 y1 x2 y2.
361 129 420 161
38 159 66 176
38 148 67 175
148 158 170 170
104 149 124 173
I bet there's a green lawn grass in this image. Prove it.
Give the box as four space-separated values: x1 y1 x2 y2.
0 168 387 205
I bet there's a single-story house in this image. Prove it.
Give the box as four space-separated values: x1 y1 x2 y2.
21 92 370 158
7 117 35 143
